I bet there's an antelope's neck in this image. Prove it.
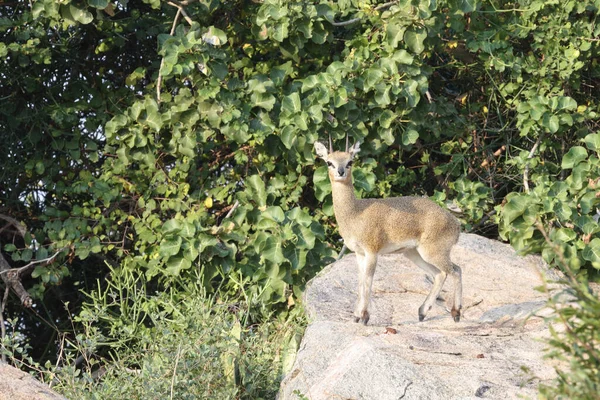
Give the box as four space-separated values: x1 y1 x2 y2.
331 177 359 224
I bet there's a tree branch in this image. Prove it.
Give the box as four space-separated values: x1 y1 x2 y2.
0 249 64 278
0 252 32 308
0 213 27 238
167 0 194 26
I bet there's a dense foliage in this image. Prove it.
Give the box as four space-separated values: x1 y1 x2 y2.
1 0 599 396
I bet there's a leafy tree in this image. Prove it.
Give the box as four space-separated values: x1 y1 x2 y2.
0 1 599 396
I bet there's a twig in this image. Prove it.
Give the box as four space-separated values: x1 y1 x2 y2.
0 249 64 277
170 343 183 399
0 213 27 237
464 298 484 311
167 1 194 26
0 252 32 308
224 200 240 220
336 244 347 261
523 133 544 193
331 1 400 26
157 8 182 103
1 287 9 363
469 210 496 232
480 145 506 168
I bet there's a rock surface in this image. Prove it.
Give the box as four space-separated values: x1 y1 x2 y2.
279 233 560 400
0 362 66 400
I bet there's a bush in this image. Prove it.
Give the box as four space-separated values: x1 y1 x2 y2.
536 228 600 399
3 269 304 399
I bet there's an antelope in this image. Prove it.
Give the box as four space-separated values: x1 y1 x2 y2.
314 137 462 325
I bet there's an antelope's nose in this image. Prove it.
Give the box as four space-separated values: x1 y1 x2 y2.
337 167 346 177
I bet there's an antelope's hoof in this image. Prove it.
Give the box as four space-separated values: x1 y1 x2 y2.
354 311 370 325
451 307 461 323
418 305 429 322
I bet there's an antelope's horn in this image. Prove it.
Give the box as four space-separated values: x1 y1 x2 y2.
345 133 349 152
329 134 333 153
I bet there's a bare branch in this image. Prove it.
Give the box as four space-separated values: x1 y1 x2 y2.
1 286 9 362
167 1 194 26
0 213 27 237
0 249 64 278
0 253 32 308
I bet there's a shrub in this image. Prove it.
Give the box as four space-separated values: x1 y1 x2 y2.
536 227 600 399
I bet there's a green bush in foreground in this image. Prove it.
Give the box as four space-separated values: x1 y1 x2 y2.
537 228 600 399
3 268 303 399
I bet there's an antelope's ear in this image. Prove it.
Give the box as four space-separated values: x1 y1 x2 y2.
349 142 361 158
314 142 329 159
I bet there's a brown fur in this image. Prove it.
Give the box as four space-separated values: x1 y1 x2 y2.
315 143 463 325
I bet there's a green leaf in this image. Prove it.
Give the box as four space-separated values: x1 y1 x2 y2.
550 228 577 243
364 68 384 90
542 113 560 133
180 221 196 238
68 4 93 24
203 26 227 46
402 130 419 146
263 206 285 223
403 79 420 107
582 238 600 263
561 146 588 169
392 49 414 65
282 92 301 114
404 28 427 54
280 125 297 149
179 135 196 158
378 110 395 129
313 165 331 202
251 93 276 111
246 175 267 207
160 236 182 257
163 219 182 234
502 194 530 224
557 96 577 111
460 0 478 13
272 22 289 42
316 4 334 23
293 224 316 249
3 243 17 252
284 245 307 271
584 133 600 151
88 0 109 9
165 256 192 275
262 236 284 264
143 99 162 132
386 21 406 48
353 168 375 192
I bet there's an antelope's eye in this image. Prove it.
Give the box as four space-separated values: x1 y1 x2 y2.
326 161 333 167
346 161 353 168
